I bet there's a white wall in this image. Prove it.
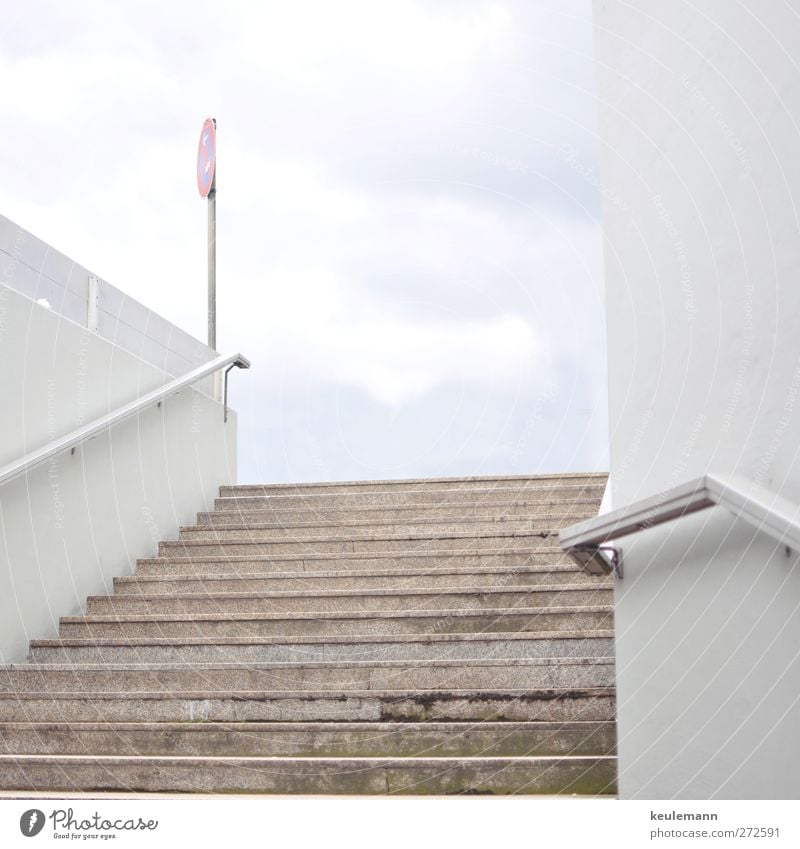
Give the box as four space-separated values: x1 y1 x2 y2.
0 213 214 379
0 284 237 663
593 1 800 798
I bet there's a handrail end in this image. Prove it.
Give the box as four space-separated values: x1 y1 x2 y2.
567 544 622 579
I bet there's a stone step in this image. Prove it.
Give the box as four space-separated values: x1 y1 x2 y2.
0 753 617 795
88 585 612 616
0 687 616 723
115 566 604 595
0 658 616 693
158 533 563 559
0 471 614 798
216 484 605 511
28 632 615 664
220 473 606 497
58 606 614 639
178 518 580 542
198 501 601 526
135 548 577 577
0 720 617 758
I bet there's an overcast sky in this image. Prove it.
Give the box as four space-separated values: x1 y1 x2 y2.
1 0 607 484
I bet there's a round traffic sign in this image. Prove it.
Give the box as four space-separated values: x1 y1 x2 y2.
197 117 216 198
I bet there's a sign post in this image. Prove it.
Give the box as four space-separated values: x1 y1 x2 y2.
197 117 217 351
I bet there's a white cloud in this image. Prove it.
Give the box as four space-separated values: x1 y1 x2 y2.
223 151 369 223
0 51 176 119
0 0 606 480
226 258 545 406
238 1 511 81
318 314 541 405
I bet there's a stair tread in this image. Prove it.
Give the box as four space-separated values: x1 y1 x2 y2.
179 510 594 531
221 472 606 490
3 472 614 795
123 564 586 580
0 754 614 765
94 584 609 601
137 547 571 563
163 530 563 546
0 719 614 730
0 756 616 793
201 498 602 517
0 687 616 699
30 630 614 647
8 657 615 672
63 604 612 625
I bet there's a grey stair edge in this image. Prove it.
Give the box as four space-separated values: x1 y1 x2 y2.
183 514 596 533
209 494 602 506
220 472 608 492
5 657 616 672
0 754 614 763
0 720 616 731
118 567 591 585
213 492 605 508
161 531 562 547
136 548 581 574
137 546 569 564
61 605 613 625
94 583 610 601
0 756 617 794
0 687 616 701
0 659 617 692
214 489 604 503
200 498 604 518
29 630 615 648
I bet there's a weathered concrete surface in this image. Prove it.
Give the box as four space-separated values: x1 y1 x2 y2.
29 632 615 664
87 584 612 615
0 472 615 794
0 657 616 693
57 606 613 639
0 754 617 795
179 518 584 541
220 473 606 497
0 720 617 757
134 548 578 576
0 688 616 723
197 501 599 526
158 532 566 559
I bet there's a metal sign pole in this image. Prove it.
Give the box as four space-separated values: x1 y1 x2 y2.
209 176 220 400
208 176 216 351
197 116 220 399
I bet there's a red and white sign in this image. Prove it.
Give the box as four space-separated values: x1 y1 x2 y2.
197 117 216 198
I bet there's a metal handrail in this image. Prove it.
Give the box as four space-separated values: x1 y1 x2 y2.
0 352 250 488
559 473 800 576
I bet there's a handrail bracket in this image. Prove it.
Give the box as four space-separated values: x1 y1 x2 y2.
560 473 800 578
0 352 251 489
223 355 250 423
570 544 623 579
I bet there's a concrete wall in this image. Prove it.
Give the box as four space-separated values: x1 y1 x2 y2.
0 277 237 663
593 1 800 798
0 213 214 379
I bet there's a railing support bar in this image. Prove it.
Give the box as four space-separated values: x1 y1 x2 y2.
559 473 800 576
0 352 251 489
223 363 237 423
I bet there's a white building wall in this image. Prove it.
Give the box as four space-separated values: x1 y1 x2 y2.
0 213 214 380
0 249 238 663
593 1 800 797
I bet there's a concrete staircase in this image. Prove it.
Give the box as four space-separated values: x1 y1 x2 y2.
0 473 616 794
